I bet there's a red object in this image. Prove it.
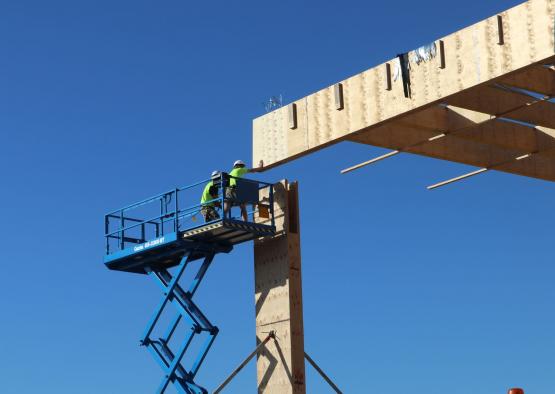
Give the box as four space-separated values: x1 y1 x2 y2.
508 389 524 394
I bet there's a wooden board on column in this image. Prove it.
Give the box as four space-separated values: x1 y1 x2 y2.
254 180 305 393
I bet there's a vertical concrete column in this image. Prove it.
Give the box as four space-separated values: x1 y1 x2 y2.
254 180 305 393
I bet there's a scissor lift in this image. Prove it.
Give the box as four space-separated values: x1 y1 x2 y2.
104 173 276 393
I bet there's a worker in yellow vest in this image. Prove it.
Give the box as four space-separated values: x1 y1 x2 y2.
224 160 253 221
200 171 221 222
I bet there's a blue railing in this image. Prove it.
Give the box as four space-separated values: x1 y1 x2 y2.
104 173 275 256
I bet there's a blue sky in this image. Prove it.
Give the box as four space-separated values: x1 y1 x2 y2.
1 0 553 393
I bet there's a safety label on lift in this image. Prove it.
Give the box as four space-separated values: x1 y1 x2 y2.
134 236 166 252
104 232 178 264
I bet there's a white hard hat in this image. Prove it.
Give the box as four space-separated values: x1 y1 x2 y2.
233 160 245 167
211 170 220 177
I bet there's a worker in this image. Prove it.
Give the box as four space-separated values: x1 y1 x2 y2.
224 160 257 221
200 171 221 222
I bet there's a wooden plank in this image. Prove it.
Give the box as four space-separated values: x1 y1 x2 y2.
341 100 555 179
254 181 305 394
349 125 515 167
344 104 491 154
397 105 490 130
253 0 555 177
445 84 555 129
499 65 555 95
504 100 555 128
455 118 555 157
389 105 555 158
445 85 532 116
348 123 555 181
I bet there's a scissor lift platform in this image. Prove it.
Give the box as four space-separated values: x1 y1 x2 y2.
103 174 276 393
105 219 275 274
104 174 276 274
182 218 275 243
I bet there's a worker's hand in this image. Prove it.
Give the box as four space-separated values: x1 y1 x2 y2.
250 160 264 173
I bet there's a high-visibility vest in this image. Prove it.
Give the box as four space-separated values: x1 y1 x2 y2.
200 181 218 205
229 167 248 187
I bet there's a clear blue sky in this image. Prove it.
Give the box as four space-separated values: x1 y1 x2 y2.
1 1 553 393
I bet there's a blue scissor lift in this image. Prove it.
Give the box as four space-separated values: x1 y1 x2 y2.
104 173 276 394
